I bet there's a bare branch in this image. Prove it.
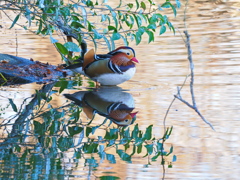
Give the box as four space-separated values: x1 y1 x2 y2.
175 30 215 130
164 0 214 130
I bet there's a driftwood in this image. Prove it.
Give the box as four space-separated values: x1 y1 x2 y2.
0 53 72 85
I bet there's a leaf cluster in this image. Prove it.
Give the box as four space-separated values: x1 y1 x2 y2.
2 0 181 61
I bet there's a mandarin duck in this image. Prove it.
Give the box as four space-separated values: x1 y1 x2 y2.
64 86 138 126
66 46 139 86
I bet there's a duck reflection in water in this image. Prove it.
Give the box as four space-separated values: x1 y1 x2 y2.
64 86 138 126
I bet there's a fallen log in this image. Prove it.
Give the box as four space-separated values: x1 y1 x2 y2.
0 53 72 85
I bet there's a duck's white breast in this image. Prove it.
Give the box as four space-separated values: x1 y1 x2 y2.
94 67 136 85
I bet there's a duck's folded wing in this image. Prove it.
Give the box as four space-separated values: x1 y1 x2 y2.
85 59 116 78
65 62 83 69
95 54 112 60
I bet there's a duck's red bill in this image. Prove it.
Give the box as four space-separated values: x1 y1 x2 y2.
131 57 139 63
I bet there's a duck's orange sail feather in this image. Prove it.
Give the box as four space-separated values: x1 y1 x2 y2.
83 49 95 69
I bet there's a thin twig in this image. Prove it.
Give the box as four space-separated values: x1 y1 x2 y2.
163 74 189 131
184 31 196 107
175 31 214 130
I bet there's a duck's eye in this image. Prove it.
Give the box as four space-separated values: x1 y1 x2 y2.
126 52 130 55
125 119 128 122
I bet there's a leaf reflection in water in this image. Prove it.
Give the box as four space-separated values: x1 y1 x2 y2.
0 84 176 179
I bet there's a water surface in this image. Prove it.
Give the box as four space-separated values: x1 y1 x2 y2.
0 0 240 179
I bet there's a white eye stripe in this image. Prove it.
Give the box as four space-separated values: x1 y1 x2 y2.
118 49 132 56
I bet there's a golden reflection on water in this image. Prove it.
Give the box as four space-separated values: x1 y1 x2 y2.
1 0 240 179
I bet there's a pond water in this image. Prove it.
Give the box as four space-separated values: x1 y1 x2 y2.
0 0 240 179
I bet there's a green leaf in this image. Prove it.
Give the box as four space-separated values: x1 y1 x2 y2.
109 36 115 50
112 32 121 41
138 14 148 23
167 21 175 34
9 99 17 112
137 144 142 154
68 126 84 136
93 29 103 39
133 14 142 28
34 121 45 135
117 0 122 8
122 127 130 138
131 124 139 139
146 30 154 43
105 5 113 11
134 32 142 45
149 14 159 24
167 145 173 156
36 20 43 34
161 2 171 8
108 25 117 32
138 26 146 35
168 126 173 136
55 43 68 55
50 36 58 43
86 0 94 6
104 131 111 140
127 3 133 9
106 154 116 164
143 125 153 140
130 145 136 156
78 34 82 44
74 149 82 159
99 176 120 180
147 23 156 30
103 36 111 51
129 15 135 29
24 7 32 27
117 150 131 162
101 14 107 22
120 35 129 46
86 127 92 137
80 6 87 26
71 21 85 29
58 137 74 151
91 126 99 135
169 3 177 17
172 155 177 162
135 0 140 10
110 128 118 138
157 142 163 152
148 0 154 5
88 21 93 31
49 121 60 135
151 152 161 161
64 42 81 52
10 14 20 29
140 2 146 10
111 10 117 18
176 0 181 8
89 34 98 50
161 2 177 17
144 144 153 155
160 25 166 35
58 80 68 93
